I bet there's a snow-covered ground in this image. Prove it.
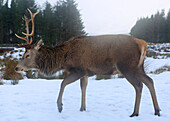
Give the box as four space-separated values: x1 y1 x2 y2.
0 72 170 121
145 57 170 73
0 43 170 121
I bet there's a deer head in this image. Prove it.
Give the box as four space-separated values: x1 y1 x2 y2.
15 8 42 72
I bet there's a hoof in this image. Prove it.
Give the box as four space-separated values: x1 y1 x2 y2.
154 109 160 116
58 107 63 113
57 103 63 113
130 113 138 117
80 107 86 111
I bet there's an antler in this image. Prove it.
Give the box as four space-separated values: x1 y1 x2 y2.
15 8 40 46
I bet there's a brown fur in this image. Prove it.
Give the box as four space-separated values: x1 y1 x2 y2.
15 34 161 117
55 35 140 75
134 38 147 67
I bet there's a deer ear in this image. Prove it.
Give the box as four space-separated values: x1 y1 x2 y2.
34 39 43 50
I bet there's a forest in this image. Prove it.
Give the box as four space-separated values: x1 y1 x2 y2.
0 0 170 45
130 10 170 43
0 0 86 45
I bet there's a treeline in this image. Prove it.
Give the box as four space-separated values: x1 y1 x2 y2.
130 10 170 43
0 0 86 45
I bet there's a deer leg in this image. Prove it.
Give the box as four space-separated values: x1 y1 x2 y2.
117 64 143 117
140 73 161 116
120 72 143 117
125 74 143 117
57 72 84 113
80 76 88 111
130 82 143 117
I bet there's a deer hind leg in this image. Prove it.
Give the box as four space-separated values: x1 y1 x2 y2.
80 76 88 111
124 72 143 117
117 64 143 117
130 81 143 117
57 72 84 112
138 71 161 116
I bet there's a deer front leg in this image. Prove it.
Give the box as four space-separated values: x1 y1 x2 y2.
57 72 84 112
80 76 88 111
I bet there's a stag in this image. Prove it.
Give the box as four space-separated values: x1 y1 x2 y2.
15 9 161 117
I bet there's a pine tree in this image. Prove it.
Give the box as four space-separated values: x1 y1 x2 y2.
167 10 170 42
153 10 166 43
54 0 86 44
0 0 4 44
1 0 10 44
41 1 56 45
0 0 86 45
130 9 167 43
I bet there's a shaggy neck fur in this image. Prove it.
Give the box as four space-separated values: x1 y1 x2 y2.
35 44 67 76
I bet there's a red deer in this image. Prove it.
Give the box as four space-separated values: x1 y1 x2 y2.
15 9 161 117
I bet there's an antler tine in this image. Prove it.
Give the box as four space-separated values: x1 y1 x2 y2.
15 8 39 46
28 8 40 18
15 14 31 44
15 34 27 41
24 15 31 44
22 8 40 44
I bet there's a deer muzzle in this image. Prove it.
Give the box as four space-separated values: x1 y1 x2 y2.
14 67 24 72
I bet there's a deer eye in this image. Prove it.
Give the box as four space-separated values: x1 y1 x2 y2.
26 55 30 58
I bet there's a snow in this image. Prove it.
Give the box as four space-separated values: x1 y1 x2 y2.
0 47 25 60
0 43 170 120
145 57 170 73
0 72 170 121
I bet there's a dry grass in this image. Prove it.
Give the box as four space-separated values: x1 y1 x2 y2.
147 43 170 59
150 66 170 74
96 75 111 80
2 58 23 81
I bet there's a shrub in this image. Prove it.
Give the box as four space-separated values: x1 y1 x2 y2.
0 81 3 85
2 58 23 81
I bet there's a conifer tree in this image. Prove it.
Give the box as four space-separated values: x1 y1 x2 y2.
167 10 170 42
131 9 168 43
0 0 86 45
54 0 86 44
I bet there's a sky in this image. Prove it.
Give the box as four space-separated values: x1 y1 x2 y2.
37 0 170 35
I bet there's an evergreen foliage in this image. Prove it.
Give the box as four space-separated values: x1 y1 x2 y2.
0 0 86 45
131 9 170 43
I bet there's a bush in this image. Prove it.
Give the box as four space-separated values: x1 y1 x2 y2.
0 80 3 85
2 58 23 81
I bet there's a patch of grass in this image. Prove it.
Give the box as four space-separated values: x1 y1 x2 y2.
0 81 3 85
96 75 111 80
146 51 157 58
8 55 13 58
26 70 39 79
117 73 124 78
150 66 170 74
14 50 18 53
19 49 23 52
164 48 170 52
10 51 14 54
147 43 170 59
